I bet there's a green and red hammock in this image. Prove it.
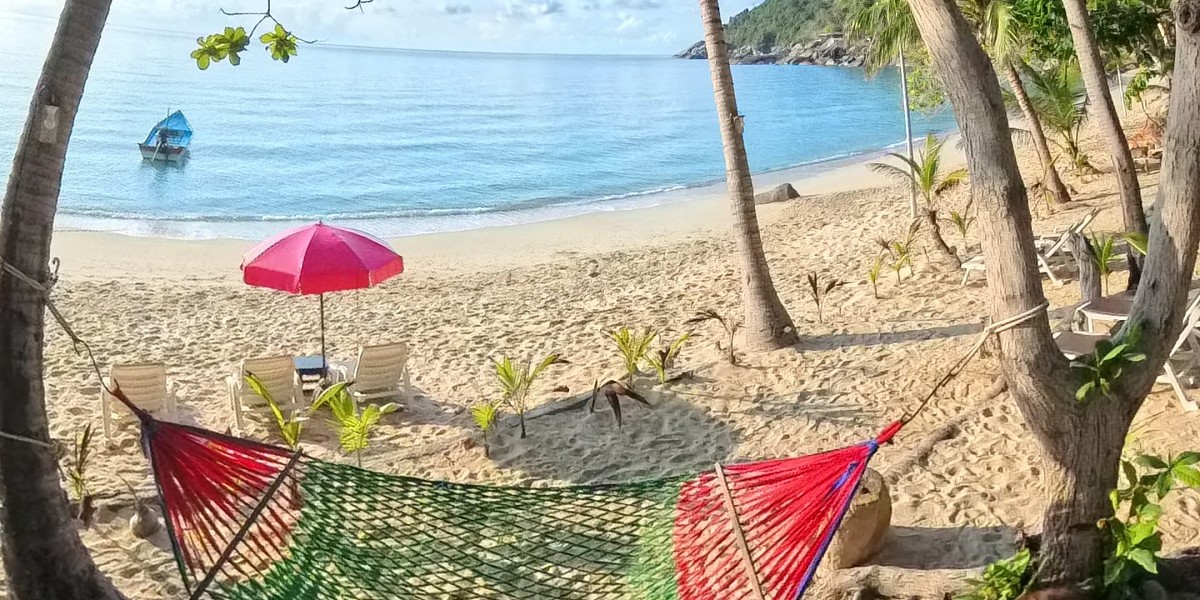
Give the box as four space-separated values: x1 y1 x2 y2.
128 392 902 600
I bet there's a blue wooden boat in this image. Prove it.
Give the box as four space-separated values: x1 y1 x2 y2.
138 110 192 162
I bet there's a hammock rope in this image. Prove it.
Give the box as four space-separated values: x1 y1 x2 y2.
3 257 1049 600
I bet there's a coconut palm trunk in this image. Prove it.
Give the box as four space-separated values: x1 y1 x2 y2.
905 0 1200 588
0 0 126 598
1002 62 1071 204
697 0 798 351
1060 0 1148 288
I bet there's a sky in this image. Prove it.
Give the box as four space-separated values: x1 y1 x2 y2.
1 0 765 55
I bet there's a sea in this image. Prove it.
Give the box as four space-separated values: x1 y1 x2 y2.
0 12 956 240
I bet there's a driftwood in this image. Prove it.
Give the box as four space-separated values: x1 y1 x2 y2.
811 565 974 600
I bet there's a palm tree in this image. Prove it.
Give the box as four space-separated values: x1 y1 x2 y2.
0 0 126 598
848 0 922 219
868 133 966 269
1023 61 1092 173
960 0 1072 203
1059 0 1148 288
696 0 798 351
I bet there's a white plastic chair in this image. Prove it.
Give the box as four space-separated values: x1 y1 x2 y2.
101 363 178 440
227 355 304 433
1056 293 1200 412
331 343 411 404
961 208 1098 286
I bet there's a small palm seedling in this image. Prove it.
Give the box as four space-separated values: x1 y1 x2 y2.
608 327 657 385
1070 324 1146 403
1088 233 1118 296
891 240 912 284
311 381 399 466
645 332 692 384
1121 231 1148 257
470 400 500 458
686 309 740 365
868 134 969 208
65 423 95 525
805 272 845 323
868 253 885 299
245 371 304 449
944 200 975 245
493 353 569 439
590 380 652 428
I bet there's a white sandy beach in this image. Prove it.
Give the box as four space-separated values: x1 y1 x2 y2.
12 111 1200 599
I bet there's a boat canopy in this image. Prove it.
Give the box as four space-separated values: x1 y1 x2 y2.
142 110 193 148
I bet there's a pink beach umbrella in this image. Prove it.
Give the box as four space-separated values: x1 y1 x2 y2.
241 222 404 368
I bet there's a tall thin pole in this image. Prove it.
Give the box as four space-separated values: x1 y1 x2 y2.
898 45 917 219
1115 68 1127 118
319 293 326 371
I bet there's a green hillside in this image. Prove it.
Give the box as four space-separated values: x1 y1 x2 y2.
724 0 869 49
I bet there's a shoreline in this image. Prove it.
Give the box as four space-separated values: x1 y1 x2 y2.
51 140 957 281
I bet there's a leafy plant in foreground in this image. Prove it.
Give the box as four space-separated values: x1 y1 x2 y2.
868 253 886 299
311 381 398 466
245 371 304 449
956 547 1032 600
805 272 845 323
645 332 692 384
1088 233 1118 296
1070 324 1146 403
891 239 913 284
493 353 568 439
470 400 500 458
190 26 250 70
686 310 740 365
64 423 95 524
608 327 656 385
945 200 976 245
1101 451 1200 597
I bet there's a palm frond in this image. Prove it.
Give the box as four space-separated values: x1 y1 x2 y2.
935 167 970 194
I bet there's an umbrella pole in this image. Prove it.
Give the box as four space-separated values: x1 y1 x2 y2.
319 293 327 372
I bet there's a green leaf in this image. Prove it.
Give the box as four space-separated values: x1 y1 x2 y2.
1172 463 1200 488
1135 502 1163 522
1176 451 1200 466
1110 488 1121 512
1122 460 1138 488
1127 548 1158 574
1103 556 1127 586
1136 454 1168 470
1075 380 1095 402
1156 471 1174 499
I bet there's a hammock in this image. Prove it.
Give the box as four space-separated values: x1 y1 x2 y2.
136 412 903 600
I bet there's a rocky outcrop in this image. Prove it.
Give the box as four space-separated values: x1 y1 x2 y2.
754 183 801 205
675 33 867 68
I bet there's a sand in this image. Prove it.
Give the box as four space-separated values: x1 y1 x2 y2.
10 105 1200 599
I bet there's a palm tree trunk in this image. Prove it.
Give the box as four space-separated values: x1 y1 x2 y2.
905 0 1200 588
898 46 918 219
1002 62 1071 204
0 1 125 598
697 0 798 351
1060 0 1148 290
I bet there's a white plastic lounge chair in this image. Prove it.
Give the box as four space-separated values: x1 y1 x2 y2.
961 208 1099 286
227 355 304 434
1056 293 1200 412
101 362 178 440
1076 282 1200 333
331 342 411 404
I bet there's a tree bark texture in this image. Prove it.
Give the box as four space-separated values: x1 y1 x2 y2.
0 0 125 598
1060 0 1148 239
698 0 799 351
919 209 962 271
1002 62 1072 204
1071 231 1101 305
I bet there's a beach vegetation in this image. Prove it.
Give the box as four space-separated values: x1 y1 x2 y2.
311 381 398 466
64 423 95 524
493 353 568 439
1070 324 1145 403
608 327 657 385
646 332 692 385
889 226 917 284
945 200 975 245
868 253 886 299
245 372 304 449
1022 61 1094 174
470 400 501 458
1120 232 1148 257
868 134 968 208
1101 451 1200 597
590 380 652 428
686 309 740 365
805 272 845 323
956 548 1032 600
1087 234 1119 295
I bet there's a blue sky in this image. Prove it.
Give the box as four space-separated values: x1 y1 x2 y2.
4 0 764 55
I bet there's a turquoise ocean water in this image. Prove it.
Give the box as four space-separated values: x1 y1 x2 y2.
0 12 955 239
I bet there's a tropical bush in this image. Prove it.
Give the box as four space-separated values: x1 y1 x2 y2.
493 353 568 439
956 548 1032 600
686 309 740 365
245 371 304 449
1070 324 1145 403
1023 61 1094 173
311 381 398 466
